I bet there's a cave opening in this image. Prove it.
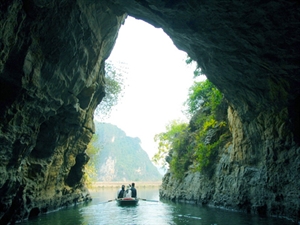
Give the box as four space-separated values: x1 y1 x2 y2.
89 16 205 182
28 207 40 219
66 153 89 187
95 17 206 155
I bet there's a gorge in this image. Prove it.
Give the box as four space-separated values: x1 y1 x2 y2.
0 0 299 224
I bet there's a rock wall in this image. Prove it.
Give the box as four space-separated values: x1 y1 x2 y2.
160 105 300 221
0 0 299 224
0 0 125 223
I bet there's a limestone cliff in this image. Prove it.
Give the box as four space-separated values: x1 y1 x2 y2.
91 122 162 182
0 0 299 224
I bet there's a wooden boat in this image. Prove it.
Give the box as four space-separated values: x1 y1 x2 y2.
116 197 139 206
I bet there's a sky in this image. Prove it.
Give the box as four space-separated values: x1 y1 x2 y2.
95 16 205 159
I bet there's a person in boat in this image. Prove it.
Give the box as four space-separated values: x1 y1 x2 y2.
131 182 137 198
125 184 132 197
117 185 125 199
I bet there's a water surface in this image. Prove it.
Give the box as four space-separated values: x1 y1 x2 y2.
19 187 294 225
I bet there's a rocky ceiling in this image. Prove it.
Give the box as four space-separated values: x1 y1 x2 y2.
110 0 300 128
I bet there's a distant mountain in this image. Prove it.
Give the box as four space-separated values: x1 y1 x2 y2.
91 122 162 182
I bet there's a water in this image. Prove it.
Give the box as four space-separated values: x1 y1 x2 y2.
18 187 294 225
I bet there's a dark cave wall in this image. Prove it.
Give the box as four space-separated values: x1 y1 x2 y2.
0 0 299 223
0 0 125 223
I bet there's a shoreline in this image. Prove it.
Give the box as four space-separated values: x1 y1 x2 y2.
88 181 162 189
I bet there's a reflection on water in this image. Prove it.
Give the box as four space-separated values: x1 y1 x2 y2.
18 187 294 225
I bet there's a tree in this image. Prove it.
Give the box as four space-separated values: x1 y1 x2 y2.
153 64 225 178
94 61 127 120
152 120 188 168
184 79 222 117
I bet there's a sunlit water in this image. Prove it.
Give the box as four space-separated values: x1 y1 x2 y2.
18 187 294 225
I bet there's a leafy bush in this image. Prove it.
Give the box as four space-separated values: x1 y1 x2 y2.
152 120 188 168
184 80 222 117
153 78 228 179
169 133 193 179
94 61 127 120
187 80 225 172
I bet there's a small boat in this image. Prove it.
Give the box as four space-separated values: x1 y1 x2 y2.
116 197 139 206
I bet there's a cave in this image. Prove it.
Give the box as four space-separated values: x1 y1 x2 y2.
0 0 299 224
65 153 89 187
30 119 58 159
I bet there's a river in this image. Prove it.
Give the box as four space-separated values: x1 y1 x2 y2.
18 187 294 225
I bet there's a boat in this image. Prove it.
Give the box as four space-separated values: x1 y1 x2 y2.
116 197 139 206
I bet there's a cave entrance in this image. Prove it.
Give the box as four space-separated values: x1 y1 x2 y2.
87 16 205 183
96 16 200 157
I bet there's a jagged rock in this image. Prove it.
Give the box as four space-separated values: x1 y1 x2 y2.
0 0 125 223
160 105 300 222
0 0 299 224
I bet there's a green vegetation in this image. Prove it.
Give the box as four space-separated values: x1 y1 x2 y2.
88 122 162 182
152 120 188 168
184 80 222 117
94 61 127 120
153 77 228 179
83 135 99 187
185 56 202 78
85 60 127 185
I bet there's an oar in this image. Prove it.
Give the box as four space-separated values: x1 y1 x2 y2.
138 198 159 202
99 199 115 204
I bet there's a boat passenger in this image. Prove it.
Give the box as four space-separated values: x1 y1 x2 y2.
125 184 132 197
117 185 125 199
131 183 137 198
